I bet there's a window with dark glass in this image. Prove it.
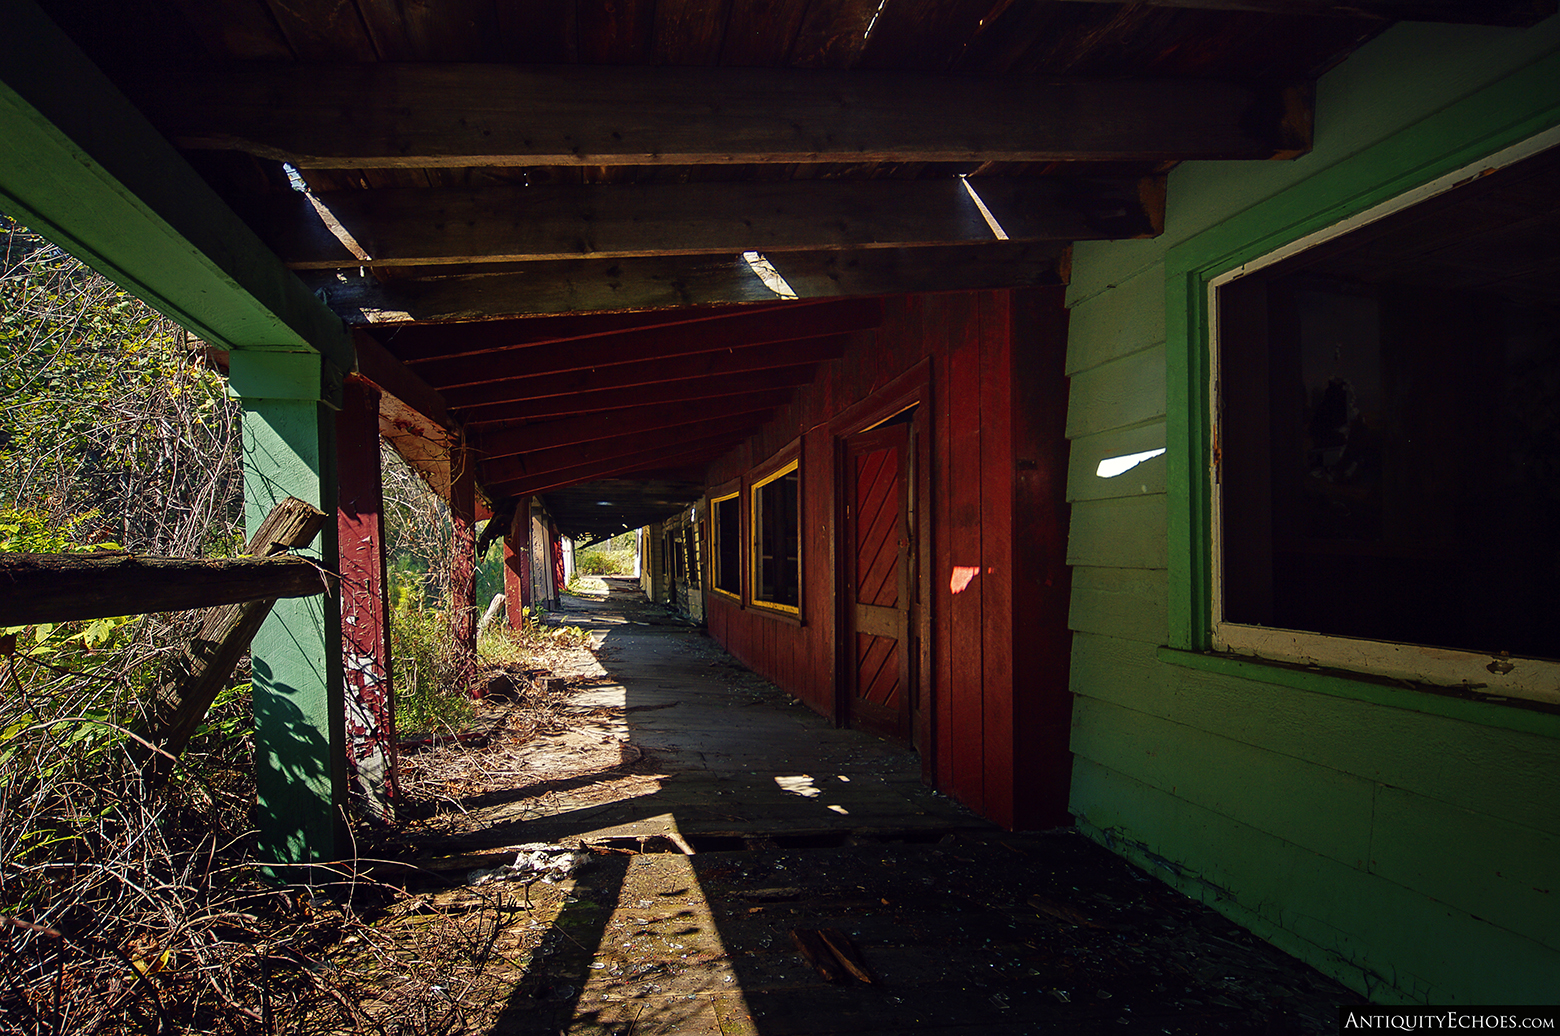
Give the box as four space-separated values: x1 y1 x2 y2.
751 461 800 612
710 493 741 598
1216 144 1560 663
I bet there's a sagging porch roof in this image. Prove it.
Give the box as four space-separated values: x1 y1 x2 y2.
15 0 1555 537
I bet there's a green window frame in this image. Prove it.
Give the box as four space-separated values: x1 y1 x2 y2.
1165 62 1560 709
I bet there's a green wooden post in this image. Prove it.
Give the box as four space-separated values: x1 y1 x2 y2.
229 349 347 872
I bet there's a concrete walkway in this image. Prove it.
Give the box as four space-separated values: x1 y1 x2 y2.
409 578 1352 1035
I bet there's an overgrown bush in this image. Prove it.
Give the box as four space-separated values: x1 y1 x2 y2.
574 547 635 575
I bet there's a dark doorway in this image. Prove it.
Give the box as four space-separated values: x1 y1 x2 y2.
842 420 914 743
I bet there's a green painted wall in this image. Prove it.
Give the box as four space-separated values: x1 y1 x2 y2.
1063 16 1560 1004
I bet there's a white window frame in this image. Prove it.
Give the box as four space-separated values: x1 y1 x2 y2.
1207 129 1560 707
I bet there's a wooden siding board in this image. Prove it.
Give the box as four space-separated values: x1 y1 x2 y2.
1066 495 1168 569
1067 566 1167 643
1066 421 1167 503
1371 787 1560 953
1069 632 1177 720
979 291 1016 828
1064 346 1167 440
1063 266 1165 374
1070 758 1560 1005
1071 696 1376 866
944 292 986 810
932 335 957 793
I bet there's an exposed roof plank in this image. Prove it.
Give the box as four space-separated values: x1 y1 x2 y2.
459 366 820 425
413 298 881 389
484 432 740 497
441 332 852 409
268 176 1159 269
155 65 1310 167
304 242 1066 323
483 414 759 485
1041 0 1554 26
475 392 791 459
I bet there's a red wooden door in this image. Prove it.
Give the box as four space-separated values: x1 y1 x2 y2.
843 423 912 742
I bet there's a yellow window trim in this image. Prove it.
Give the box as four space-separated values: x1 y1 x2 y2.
750 458 801 615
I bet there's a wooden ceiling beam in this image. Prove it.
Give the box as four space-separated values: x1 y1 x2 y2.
303 242 1066 324
266 177 1160 270
156 66 1309 167
483 432 740 498
442 333 852 410
482 415 756 485
460 366 819 426
351 329 453 428
379 302 795 363
413 298 881 390
474 392 792 459
1043 0 1553 26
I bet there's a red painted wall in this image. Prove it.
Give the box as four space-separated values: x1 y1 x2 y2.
703 288 1073 829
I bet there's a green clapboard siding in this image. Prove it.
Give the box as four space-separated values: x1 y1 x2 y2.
1067 569 1167 644
1064 345 1166 440
1063 16 1560 1005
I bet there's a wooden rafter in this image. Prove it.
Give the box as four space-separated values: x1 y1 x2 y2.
351 329 452 427
410 298 881 390
482 415 762 485
442 333 853 410
304 242 1067 323
154 66 1310 167
485 432 742 497
460 366 821 426
474 392 792 460
265 178 1160 269
1045 0 1554 25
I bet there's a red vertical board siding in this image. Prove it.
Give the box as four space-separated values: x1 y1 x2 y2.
979 292 1017 829
1010 288 1076 829
943 292 985 813
336 380 398 818
504 494 532 627
930 309 957 793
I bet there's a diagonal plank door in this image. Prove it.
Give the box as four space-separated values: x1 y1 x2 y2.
843 422 912 742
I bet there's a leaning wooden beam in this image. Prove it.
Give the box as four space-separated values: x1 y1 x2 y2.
1043 0 1553 26
139 497 327 783
0 550 326 626
413 297 882 390
155 66 1310 167
304 242 1067 324
266 177 1160 269
352 329 453 428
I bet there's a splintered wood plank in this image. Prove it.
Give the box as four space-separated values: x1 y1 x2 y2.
302 243 1064 323
158 65 1311 166
262 177 1157 269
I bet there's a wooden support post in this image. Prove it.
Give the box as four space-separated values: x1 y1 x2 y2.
449 437 478 695
230 349 347 873
139 497 327 784
549 520 566 606
336 379 397 821
503 494 532 630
